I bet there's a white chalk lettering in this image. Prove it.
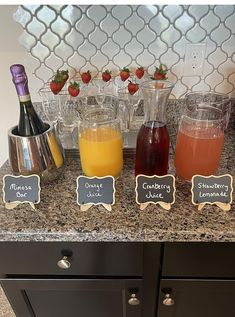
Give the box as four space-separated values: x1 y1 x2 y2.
198 182 228 192
87 191 102 198
146 191 163 199
85 182 103 192
142 182 171 193
10 184 32 191
16 191 27 198
199 191 228 198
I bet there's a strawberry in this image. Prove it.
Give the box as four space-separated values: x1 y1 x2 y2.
68 81 80 97
50 80 64 95
128 80 139 95
50 69 69 94
102 70 112 82
120 67 130 81
135 67 144 79
153 64 168 80
81 70 91 84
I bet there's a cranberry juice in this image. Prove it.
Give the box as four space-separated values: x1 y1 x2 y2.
135 121 170 176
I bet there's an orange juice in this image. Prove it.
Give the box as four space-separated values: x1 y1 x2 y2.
174 125 224 180
79 127 123 177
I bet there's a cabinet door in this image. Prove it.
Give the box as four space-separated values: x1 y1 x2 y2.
1 279 142 317
158 279 235 317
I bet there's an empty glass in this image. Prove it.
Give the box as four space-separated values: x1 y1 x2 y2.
118 87 142 131
174 92 231 181
59 97 80 148
41 100 59 125
39 85 60 125
90 78 106 106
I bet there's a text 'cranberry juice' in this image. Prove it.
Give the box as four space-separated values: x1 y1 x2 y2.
135 121 170 176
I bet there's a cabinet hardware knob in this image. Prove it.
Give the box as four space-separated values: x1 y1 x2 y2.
128 293 140 306
163 293 174 306
57 256 71 269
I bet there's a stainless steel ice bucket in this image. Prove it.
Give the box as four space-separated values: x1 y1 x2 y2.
8 124 65 183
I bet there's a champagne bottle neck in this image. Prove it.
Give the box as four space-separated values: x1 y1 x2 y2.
19 94 31 103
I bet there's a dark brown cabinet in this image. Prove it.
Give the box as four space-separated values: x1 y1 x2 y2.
158 243 235 317
0 242 161 317
1 242 235 317
1 279 142 317
158 279 235 317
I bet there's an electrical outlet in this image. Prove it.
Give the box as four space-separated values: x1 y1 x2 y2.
184 43 206 76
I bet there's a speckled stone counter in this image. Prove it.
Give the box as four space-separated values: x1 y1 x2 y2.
0 119 234 242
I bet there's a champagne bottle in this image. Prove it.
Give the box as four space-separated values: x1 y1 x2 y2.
10 64 48 136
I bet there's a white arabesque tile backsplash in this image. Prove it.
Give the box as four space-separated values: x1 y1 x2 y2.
14 5 235 98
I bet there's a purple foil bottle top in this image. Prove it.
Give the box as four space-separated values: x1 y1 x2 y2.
10 64 29 97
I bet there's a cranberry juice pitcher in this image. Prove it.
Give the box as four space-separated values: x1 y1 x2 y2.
135 80 174 176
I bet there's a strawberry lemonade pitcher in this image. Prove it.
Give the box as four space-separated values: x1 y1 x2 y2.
174 92 231 181
79 107 123 178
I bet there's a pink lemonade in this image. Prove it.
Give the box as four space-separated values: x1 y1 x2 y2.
174 125 224 181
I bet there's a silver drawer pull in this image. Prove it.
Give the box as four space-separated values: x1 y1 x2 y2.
128 293 140 306
163 293 174 306
57 256 71 269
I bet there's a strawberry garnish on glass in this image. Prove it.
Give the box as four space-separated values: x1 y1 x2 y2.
50 69 69 95
135 67 144 79
153 64 168 80
128 80 139 95
68 81 80 97
102 70 112 82
120 67 130 82
81 70 91 84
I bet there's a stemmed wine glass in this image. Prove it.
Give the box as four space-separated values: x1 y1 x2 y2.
39 85 60 126
118 87 142 128
59 96 80 148
117 87 142 147
91 77 106 106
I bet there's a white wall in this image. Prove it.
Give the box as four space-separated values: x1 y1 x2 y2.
0 5 27 166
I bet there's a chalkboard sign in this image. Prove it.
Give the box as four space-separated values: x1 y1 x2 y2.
2 174 41 209
135 174 176 210
191 174 233 211
76 176 115 211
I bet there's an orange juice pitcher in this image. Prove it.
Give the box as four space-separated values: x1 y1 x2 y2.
79 107 123 178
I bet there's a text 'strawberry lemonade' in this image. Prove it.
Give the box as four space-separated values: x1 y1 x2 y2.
79 107 123 178
174 92 230 181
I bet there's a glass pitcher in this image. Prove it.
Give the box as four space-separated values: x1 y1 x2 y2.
174 92 231 181
135 80 174 176
78 106 123 178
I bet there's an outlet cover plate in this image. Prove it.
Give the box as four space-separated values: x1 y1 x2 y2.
184 43 206 76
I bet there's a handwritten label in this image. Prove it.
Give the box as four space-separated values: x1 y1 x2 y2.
2 174 41 207
191 174 233 210
76 176 115 208
135 174 176 210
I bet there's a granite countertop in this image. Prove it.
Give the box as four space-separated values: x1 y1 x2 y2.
0 121 234 242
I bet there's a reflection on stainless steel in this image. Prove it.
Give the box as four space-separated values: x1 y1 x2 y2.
8 124 65 183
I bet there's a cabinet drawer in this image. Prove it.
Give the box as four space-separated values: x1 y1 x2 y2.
0 242 143 276
163 243 235 278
